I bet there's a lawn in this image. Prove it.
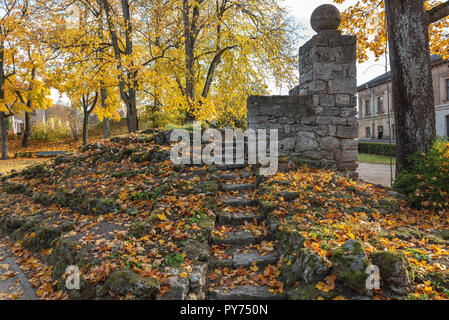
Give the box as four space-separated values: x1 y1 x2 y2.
358 153 396 165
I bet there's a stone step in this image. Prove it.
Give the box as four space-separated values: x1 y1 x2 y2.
212 248 279 268
212 229 264 245
209 286 285 300
219 171 254 181
217 211 263 226
220 183 257 192
216 164 249 171
219 196 258 208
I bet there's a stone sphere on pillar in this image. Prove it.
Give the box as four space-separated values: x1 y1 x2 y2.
310 4 341 33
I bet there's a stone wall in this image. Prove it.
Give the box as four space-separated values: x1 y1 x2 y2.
246 5 359 178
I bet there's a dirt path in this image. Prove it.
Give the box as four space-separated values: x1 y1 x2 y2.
357 162 396 187
0 236 37 300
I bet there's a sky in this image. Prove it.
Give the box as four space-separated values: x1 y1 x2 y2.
52 0 386 103
283 0 388 90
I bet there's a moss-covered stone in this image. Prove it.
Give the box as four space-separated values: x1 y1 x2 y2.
277 191 300 202
129 221 154 238
260 201 276 214
371 251 414 295
331 240 369 293
429 271 449 290
276 224 306 253
84 198 118 215
287 284 336 300
282 248 331 286
196 216 215 243
64 276 96 300
22 222 74 253
105 269 161 299
376 198 401 215
259 184 274 195
390 227 447 245
182 239 210 261
390 227 424 241
436 230 449 241
195 181 218 196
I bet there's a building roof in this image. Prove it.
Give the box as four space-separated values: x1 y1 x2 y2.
357 55 447 92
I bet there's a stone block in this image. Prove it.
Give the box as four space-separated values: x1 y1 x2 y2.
336 150 359 163
336 125 358 139
340 139 358 150
296 131 319 152
320 136 340 150
328 78 357 94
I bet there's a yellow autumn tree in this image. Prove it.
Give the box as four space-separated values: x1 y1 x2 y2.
139 0 300 126
50 1 121 145
335 0 449 62
0 0 55 159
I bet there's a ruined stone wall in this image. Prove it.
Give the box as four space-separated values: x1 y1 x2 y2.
247 9 359 178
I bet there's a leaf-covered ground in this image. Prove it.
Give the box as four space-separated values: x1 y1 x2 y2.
0 130 448 300
262 167 449 300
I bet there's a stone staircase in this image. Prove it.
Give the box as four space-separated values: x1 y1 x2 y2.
207 146 285 300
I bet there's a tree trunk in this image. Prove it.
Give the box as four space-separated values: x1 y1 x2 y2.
385 0 436 173
100 86 110 139
0 111 8 160
82 112 89 146
125 90 138 133
22 111 31 148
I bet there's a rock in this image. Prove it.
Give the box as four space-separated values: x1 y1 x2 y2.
310 4 341 33
160 276 190 300
182 239 211 261
209 285 285 300
429 271 449 290
376 198 401 215
386 191 406 200
259 201 276 214
129 221 154 238
105 269 160 299
287 284 335 300
189 263 208 295
371 251 414 295
276 224 306 253
282 248 331 286
196 181 219 196
66 276 96 300
331 240 369 293
278 191 300 202
436 230 449 241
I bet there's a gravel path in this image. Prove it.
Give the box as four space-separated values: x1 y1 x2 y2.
357 162 396 187
0 236 37 300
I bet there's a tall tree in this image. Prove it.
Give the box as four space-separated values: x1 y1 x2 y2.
336 0 449 172
100 0 139 133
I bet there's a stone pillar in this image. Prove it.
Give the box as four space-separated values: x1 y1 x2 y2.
295 4 358 178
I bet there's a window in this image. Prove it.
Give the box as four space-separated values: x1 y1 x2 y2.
378 126 384 139
365 127 371 138
30 109 37 116
392 124 396 140
365 100 370 116
377 96 384 114
446 79 449 100
446 115 449 137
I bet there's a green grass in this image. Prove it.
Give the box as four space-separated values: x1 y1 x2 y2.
359 153 396 165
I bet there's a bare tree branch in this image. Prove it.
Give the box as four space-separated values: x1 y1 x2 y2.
428 1 449 24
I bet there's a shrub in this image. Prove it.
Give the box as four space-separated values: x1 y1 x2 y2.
393 139 449 209
359 142 396 156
